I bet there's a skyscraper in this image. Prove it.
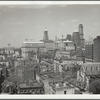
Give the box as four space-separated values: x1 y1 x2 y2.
85 43 93 62
72 32 80 47
78 24 85 48
93 36 100 62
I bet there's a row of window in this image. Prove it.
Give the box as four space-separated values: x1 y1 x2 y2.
23 43 45 47
18 89 44 94
86 66 100 70
52 91 67 94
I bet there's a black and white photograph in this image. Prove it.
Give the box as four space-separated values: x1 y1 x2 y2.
0 1 100 97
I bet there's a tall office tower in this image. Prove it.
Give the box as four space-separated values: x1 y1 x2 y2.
43 28 49 41
66 34 71 41
93 36 100 62
72 32 80 47
85 44 93 62
78 24 85 48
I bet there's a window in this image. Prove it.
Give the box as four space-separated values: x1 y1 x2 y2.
64 91 67 94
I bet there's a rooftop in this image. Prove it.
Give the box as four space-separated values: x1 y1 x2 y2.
18 81 43 88
23 41 44 44
39 72 64 82
42 40 54 43
49 81 74 90
63 40 73 43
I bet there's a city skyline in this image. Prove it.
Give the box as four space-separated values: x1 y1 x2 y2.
0 4 100 47
0 2 100 95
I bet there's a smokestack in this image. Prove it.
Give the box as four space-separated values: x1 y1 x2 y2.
43 28 49 41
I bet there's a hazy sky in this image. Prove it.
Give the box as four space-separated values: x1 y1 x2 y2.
0 4 100 47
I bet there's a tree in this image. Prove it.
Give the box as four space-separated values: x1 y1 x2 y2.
89 79 100 94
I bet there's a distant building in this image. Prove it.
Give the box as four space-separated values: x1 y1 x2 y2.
64 40 76 51
43 28 49 41
55 40 76 60
13 48 21 58
76 47 84 61
78 24 85 48
42 28 54 51
85 43 93 62
21 40 45 58
72 32 80 47
66 34 72 41
44 41 54 51
0 49 15 67
93 36 100 62
85 37 93 45
4 44 15 55
55 40 75 51
0 49 7 61
60 35 67 41
55 51 70 60
72 24 85 48
53 60 77 73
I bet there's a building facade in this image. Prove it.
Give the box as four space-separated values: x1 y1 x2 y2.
66 34 72 41
21 40 45 58
72 24 85 48
72 32 80 47
78 24 85 48
17 81 44 94
85 43 93 62
93 36 100 62
77 62 100 91
55 40 75 51
49 81 75 94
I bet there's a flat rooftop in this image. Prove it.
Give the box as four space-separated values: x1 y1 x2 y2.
18 81 43 88
23 41 44 44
